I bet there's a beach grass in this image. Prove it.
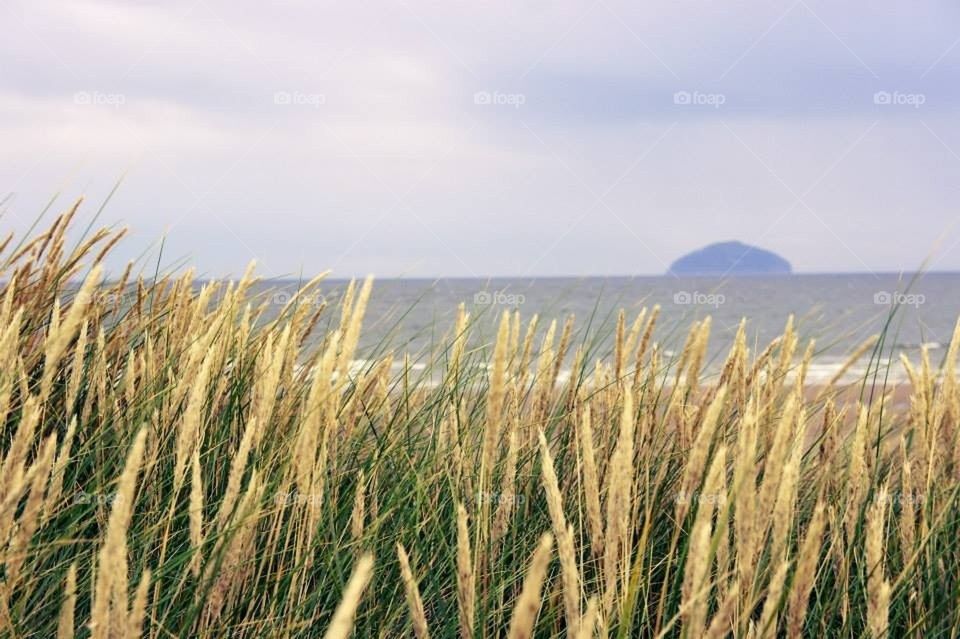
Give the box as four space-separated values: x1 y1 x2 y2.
1 201 959 637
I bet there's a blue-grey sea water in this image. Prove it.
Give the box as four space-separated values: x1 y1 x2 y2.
254 273 960 384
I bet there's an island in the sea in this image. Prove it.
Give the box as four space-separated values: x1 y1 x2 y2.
668 241 792 276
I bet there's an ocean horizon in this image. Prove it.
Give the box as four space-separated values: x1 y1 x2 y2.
230 272 960 386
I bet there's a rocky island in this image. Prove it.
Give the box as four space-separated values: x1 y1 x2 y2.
668 241 792 276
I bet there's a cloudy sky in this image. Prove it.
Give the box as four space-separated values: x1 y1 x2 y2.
3 0 960 278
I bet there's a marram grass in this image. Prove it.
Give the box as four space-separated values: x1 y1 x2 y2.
0 202 958 637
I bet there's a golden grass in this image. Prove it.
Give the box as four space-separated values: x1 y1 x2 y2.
0 204 958 637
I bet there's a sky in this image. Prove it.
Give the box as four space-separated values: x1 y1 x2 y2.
3 0 960 278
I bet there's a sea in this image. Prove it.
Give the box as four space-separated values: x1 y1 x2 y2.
255 273 960 386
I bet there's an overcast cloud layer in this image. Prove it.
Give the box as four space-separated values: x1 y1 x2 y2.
3 0 960 278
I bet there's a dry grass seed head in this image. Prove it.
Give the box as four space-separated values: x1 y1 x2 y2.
323 553 375 639
507 533 554 639
456 502 475 639
396 543 430 639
